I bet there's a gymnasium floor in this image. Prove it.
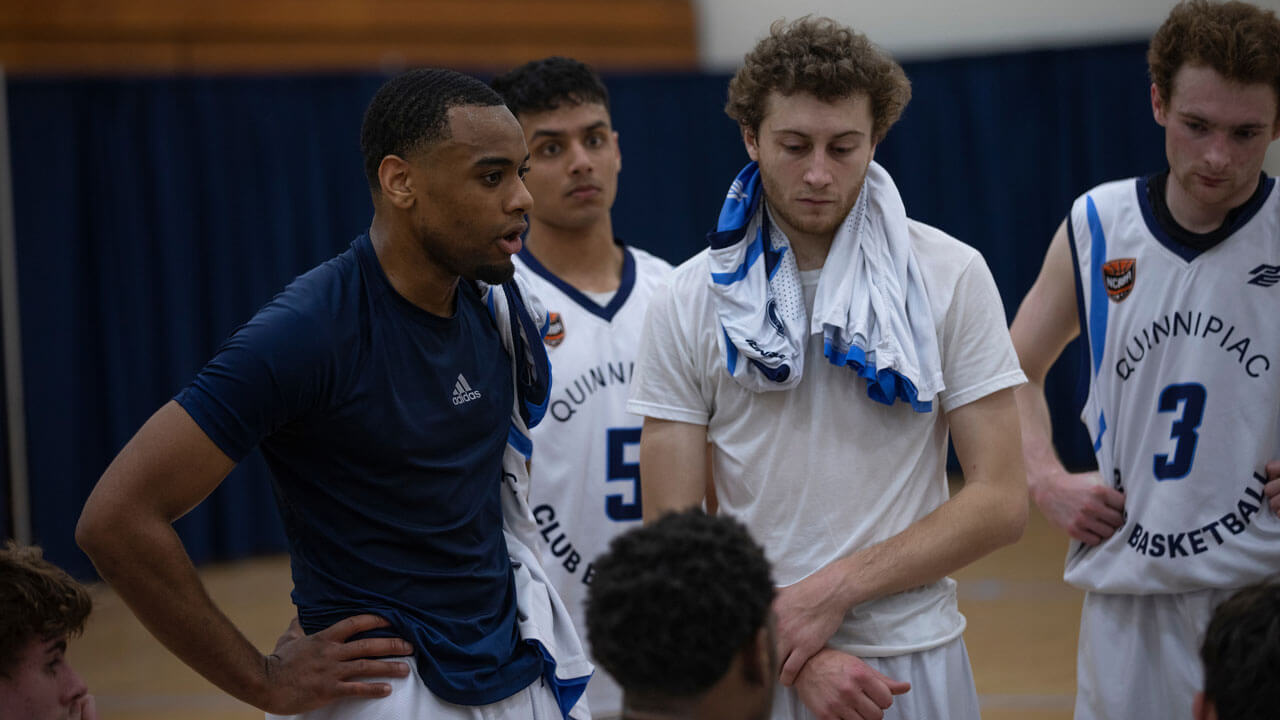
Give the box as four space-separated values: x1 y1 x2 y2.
73 500 1083 720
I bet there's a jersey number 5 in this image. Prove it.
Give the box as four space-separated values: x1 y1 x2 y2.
1153 383 1206 481
606 427 643 521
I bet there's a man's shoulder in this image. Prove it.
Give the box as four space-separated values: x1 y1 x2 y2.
667 247 711 289
905 219 982 276
245 243 366 349
625 244 676 275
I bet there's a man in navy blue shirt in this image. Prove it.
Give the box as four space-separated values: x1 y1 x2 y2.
77 69 565 718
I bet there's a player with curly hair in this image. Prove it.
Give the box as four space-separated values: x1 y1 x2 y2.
586 509 776 720
630 16 1028 720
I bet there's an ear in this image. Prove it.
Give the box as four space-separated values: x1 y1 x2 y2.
377 155 416 209
742 125 760 162
613 130 622 173
1151 83 1169 127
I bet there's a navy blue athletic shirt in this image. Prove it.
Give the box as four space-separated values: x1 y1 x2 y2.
175 234 542 705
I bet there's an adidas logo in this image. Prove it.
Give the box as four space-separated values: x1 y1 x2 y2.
452 374 482 406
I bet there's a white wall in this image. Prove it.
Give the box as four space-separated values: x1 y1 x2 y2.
694 0 1280 176
692 0 1276 68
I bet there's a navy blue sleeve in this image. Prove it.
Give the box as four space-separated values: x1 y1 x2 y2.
175 300 336 463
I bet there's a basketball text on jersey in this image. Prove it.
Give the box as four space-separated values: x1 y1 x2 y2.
1112 310 1272 381
1124 470 1271 558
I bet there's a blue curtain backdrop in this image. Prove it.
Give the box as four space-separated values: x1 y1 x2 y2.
6 41 1163 576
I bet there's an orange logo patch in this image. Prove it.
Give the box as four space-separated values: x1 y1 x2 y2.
1102 258 1136 302
543 312 565 347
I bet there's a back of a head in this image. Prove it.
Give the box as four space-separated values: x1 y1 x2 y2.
490 56 611 118
359 68 506 191
1200 581 1280 720
725 16 912 144
585 509 774 702
0 542 92 677
1148 0 1280 107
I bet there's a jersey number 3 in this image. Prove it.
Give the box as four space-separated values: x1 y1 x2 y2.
606 427 643 521
1153 383 1206 481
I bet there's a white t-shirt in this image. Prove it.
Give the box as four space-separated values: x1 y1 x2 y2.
515 245 672 715
628 220 1025 655
1063 176 1280 594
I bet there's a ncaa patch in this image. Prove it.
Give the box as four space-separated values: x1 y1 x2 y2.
1102 258 1136 302
543 312 565 347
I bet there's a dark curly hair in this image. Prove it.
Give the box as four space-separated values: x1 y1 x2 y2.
360 68 506 191
490 56 611 119
0 542 92 677
1200 581 1280 720
726 16 911 143
1148 0 1280 114
585 509 774 699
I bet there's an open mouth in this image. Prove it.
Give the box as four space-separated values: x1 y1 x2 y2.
498 224 526 254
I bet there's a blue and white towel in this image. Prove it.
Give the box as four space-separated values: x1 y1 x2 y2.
482 277 593 720
707 161 943 411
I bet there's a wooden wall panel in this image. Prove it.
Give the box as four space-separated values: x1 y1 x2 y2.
0 0 697 74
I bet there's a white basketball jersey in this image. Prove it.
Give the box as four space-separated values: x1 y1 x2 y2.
514 244 672 715
1063 176 1280 594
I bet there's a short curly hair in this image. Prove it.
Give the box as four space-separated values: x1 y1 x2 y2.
1200 581 1280 720
1148 0 1280 115
490 56 611 119
0 542 92 677
359 68 506 191
725 16 911 144
585 509 774 699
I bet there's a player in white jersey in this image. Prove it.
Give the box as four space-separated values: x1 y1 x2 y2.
1010 3 1280 719
631 19 1028 720
492 57 673 720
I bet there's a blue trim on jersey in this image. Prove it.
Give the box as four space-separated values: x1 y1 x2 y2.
823 337 933 412
710 229 764 285
516 243 637 323
1092 410 1107 452
503 283 552 429
527 640 591 719
1065 216 1092 418
1136 174 1276 263
722 326 738 373
508 425 533 459
1085 196 1109 378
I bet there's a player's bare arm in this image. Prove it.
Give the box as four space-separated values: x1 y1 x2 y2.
1264 459 1280 516
773 387 1028 686
638 417 709 523
1010 220 1125 544
76 401 412 713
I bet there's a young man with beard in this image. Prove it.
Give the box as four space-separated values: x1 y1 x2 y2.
628 17 1028 720
0 543 96 720
585 509 777 720
490 56 673 720
76 69 579 719
1009 2 1280 719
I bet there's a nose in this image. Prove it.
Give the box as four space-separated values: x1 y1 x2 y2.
61 664 88 705
567 140 593 175
510 178 534 217
802 150 833 188
1204 131 1230 172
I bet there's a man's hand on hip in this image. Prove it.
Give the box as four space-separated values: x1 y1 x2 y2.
261 613 414 714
